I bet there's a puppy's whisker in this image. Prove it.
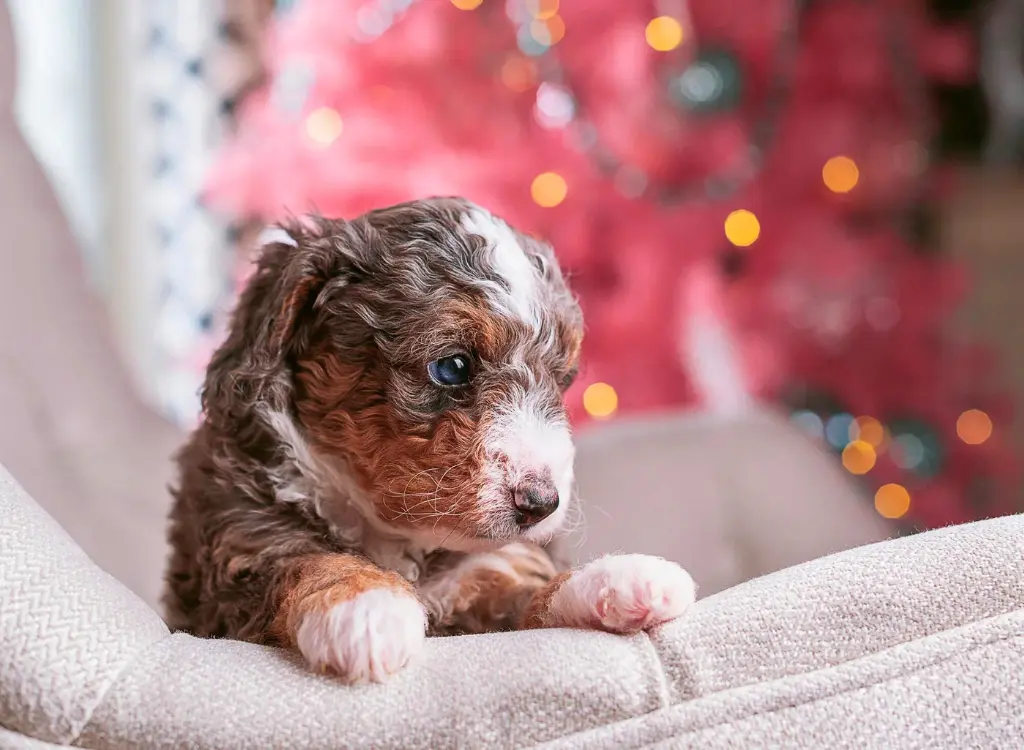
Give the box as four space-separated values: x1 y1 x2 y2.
438 513 468 547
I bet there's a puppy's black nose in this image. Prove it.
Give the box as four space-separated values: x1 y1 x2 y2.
513 480 560 528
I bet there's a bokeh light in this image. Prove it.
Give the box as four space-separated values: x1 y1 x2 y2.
891 434 925 470
304 107 344 147
530 15 565 45
724 209 760 247
451 0 483 10
583 382 618 419
501 56 536 92
534 83 575 129
645 16 684 52
957 409 993 445
527 0 559 19
875 484 911 519
531 172 568 207
854 416 887 449
822 155 859 193
825 413 855 450
842 440 877 475
790 410 824 440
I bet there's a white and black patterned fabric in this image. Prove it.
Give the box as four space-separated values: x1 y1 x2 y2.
137 0 237 426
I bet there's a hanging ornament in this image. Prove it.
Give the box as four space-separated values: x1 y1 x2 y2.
668 47 743 114
887 417 944 479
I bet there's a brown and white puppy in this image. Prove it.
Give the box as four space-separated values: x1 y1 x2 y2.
164 197 695 683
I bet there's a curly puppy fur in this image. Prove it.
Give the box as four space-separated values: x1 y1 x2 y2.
164 197 592 653
165 197 699 682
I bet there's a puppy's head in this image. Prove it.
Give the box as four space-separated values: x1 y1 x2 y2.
205 198 583 548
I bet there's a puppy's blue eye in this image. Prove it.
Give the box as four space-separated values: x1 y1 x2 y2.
427 355 472 387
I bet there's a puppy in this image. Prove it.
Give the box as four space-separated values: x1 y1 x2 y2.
164 197 695 683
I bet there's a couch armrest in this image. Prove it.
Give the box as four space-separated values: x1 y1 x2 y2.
546 513 1024 748
650 511 1024 701
5 454 1024 750
0 467 169 745
0 460 673 749
79 628 669 750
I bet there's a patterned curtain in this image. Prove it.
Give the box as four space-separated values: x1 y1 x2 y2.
134 0 272 426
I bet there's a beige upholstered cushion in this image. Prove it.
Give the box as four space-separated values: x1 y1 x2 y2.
0 467 169 745
2 461 1023 749
566 410 891 596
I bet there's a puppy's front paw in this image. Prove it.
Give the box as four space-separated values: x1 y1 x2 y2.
549 554 695 634
295 588 427 684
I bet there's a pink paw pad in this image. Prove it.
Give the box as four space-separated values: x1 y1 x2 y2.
551 554 696 634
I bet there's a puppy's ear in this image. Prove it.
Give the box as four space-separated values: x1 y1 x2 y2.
202 219 355 429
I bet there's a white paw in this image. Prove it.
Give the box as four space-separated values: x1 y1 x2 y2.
550 554 696 633
295 588 427 684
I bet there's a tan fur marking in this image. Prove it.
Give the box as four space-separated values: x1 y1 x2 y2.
442 545 554 630
271 554 415 646
519 571 573 629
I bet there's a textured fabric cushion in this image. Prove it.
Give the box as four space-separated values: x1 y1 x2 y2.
0 467 169 745
0 727 66 749
544 515 1024 748
4 456 1024 749
543 616 1024 748
78 629 668 749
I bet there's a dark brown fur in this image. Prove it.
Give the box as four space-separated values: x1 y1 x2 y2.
164 197 583 651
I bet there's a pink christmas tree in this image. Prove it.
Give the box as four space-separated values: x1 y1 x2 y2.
207 0 1017 530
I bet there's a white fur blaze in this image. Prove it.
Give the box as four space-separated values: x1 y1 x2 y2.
461 208 540 328
481 390 575 540
548 554 696 633
295 589 427 684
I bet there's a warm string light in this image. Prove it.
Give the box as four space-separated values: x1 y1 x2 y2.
957 409 993 445
526 0 558 19
530 14 566 45
304 107 343 147
854 416 886 448
841 440 876 475
823 155 859 193
451 0 483 10
793 413 898 478
513 0 566 54
875 484 911 519
724 209 760 247
531 172 567 207
501 55 537 92
645 16 684 52
583 382 618 419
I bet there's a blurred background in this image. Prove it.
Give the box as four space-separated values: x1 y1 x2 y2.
5 0 1024 595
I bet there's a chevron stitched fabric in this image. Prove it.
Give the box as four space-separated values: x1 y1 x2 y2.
0 467 168 744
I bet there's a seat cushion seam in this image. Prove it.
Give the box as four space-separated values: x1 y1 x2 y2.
641 629 1024 747
538 610 1024 749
